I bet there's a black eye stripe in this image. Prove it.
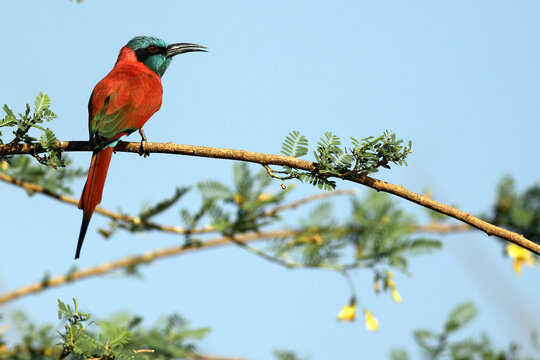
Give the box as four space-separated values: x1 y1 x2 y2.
134 46 166 62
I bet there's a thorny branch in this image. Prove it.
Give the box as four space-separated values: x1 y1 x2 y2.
0 230 298 306
0 172 356 235
0 140 534 254
0 140 533 252
0 171 472 235
0 170 479 305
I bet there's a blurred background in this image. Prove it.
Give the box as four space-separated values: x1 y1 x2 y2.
0 0 539 358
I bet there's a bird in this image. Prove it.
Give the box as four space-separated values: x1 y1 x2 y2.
75 36 207 259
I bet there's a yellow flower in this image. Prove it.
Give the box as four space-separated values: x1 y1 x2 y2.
507 243 537 275
373 278 381 293
0 344 6 353
364 309 379 331
391 288 402 303
296 233 323 245
385 270 402 303
311 234 323 245
257 192 273 202
0 161 8 172
337 304 356 321
233 194 244 204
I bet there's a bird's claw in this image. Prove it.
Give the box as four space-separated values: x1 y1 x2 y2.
139 140 150 157
138 128 150 158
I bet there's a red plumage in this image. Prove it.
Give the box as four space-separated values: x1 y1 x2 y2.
76 46 164 259
75 37 207 259
88 47 164 140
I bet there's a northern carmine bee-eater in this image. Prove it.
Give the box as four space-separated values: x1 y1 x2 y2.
76 36 207 259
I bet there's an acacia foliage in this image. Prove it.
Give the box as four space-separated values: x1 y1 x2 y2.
0 95 538 359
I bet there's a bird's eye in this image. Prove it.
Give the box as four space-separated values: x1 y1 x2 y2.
148 45 157 53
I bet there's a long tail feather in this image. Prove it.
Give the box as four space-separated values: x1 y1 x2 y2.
75 147 114 259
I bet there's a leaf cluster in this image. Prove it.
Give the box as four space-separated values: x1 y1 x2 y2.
98 163 293 244
485 176 540 244
0 155 85 195
270 191 441 274
57 298 124 359
0 298 211 360
99 187 190 239
391 302 536 360
279 130 412 190
95 161 440 283
273 349 309 360
1 93 63 168
191 164 439 278
192 162 291 234
0 311 56 359
100 313 209 360
1 299 536 360
0 301 307 360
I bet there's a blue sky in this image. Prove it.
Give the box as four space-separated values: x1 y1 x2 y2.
0 0 539 359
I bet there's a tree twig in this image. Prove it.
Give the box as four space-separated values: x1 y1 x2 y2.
0 140 536 255
0 230 296 306
0 172 211 235
0 171 471 236
411 223 471 233
0 172 356 235
263 188 358 216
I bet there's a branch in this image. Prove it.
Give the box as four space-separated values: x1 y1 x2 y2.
1 140 537 255
0 170 472 236
0 172 356 236
263 188 358 216
0 230 296 306
0 172 212 235
411 223 471 233
0 169 471 237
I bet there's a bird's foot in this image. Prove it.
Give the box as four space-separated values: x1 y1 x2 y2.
138 128 150 158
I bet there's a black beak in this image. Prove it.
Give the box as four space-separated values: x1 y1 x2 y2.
166 43 208 57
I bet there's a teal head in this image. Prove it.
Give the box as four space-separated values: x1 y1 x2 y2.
126 36 207 77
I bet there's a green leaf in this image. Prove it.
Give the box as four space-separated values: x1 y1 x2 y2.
39 128 57 150
3 104 15 119
34 92 50 115
318 131 341 149
1 105 17 127
299 172 336 190
444 302 478 333
403 238 442 255
389 348 409 360
57 299 68 319
197 180 233 199
273 349 308 360
106 326 131 349
281 131 309 158
138 187 189 221
413 329 438 351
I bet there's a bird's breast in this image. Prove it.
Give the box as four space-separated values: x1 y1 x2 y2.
88 62 164 141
